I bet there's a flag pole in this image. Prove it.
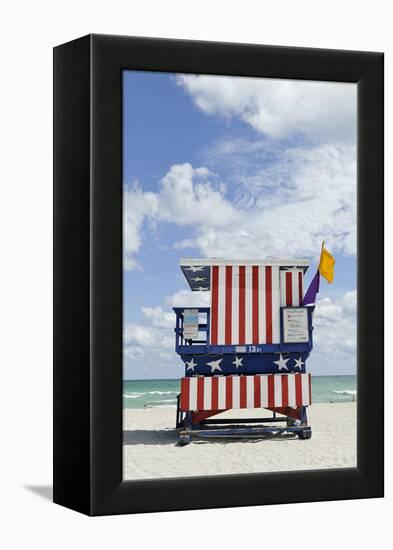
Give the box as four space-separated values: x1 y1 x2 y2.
318 241 325 270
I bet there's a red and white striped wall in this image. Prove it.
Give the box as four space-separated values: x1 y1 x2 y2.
280 269 304 307
180 373 311 411
210 265 281 346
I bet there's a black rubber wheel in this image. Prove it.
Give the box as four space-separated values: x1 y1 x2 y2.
298 430 312 440
178 435 191 446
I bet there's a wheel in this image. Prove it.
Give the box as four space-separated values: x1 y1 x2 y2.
178 434 191 446
298 429 312 440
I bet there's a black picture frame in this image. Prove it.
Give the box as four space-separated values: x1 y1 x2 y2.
53 34 384 516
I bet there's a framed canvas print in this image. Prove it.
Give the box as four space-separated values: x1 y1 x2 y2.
53 34 384 516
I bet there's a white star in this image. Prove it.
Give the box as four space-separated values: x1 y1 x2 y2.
185 266 205 273
191 276 207 282
294 357 305 370
206 359 223 373
185 358 197 371
195 286 209 291
273 353 289 371
232 356 243 368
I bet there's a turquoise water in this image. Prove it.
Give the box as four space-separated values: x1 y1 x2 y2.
123 379 180 409
123 375 357 409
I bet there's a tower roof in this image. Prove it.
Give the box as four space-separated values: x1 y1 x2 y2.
179 258 310 291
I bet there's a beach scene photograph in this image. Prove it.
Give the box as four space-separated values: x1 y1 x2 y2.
122 70 357 480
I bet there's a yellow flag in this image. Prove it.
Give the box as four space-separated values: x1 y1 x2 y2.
319 243 335 283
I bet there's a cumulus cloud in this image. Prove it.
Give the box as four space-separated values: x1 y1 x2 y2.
124 345 145 359
123 320 175 373
175 74 356 143
308 290 357 374
165 288 210 308
340 289 357 315
124 144 356 271
123 163 237 270
124 286 210 376
124 322 171 348
159 164 235 226
175 142 356 258
123 183 159 270
141 306 175 328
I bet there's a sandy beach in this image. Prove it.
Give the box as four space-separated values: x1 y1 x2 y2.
123 403 356 480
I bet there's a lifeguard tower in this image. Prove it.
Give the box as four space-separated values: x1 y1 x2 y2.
174 258 314 444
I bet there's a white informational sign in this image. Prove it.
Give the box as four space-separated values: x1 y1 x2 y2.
283 308 309 343
183 309 199 340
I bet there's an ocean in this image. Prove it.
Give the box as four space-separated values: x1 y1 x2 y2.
123 375 357 409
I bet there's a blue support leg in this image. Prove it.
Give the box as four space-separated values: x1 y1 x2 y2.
298 406 312 439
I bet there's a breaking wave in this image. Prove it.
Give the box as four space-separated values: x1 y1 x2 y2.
123 390 178 399
332 390 357 396
123 393 143 399
150 399 177 404
144 391 178 395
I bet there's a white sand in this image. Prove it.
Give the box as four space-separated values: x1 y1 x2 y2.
123 403 356 480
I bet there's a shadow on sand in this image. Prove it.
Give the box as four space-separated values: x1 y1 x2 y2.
123 429 178 445
123 428 297 446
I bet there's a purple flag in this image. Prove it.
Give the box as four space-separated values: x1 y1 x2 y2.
302 271 320 306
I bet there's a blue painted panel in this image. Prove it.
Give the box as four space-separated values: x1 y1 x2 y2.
181 351 309 376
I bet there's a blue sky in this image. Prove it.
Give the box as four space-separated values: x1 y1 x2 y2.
123 70 357 379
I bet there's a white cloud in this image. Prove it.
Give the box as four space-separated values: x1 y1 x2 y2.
141 306 175 328
165 288 210 308
340 289 357 315
159 164 235 227
308 290 357 374
124 322 168 348
124 345 144 358
123 320 175 373
123 164 237 270
123 182 159 270
126 286 210 356
176 74 356 143
124 142 356 270
175 142 356 259
124 286 210 375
